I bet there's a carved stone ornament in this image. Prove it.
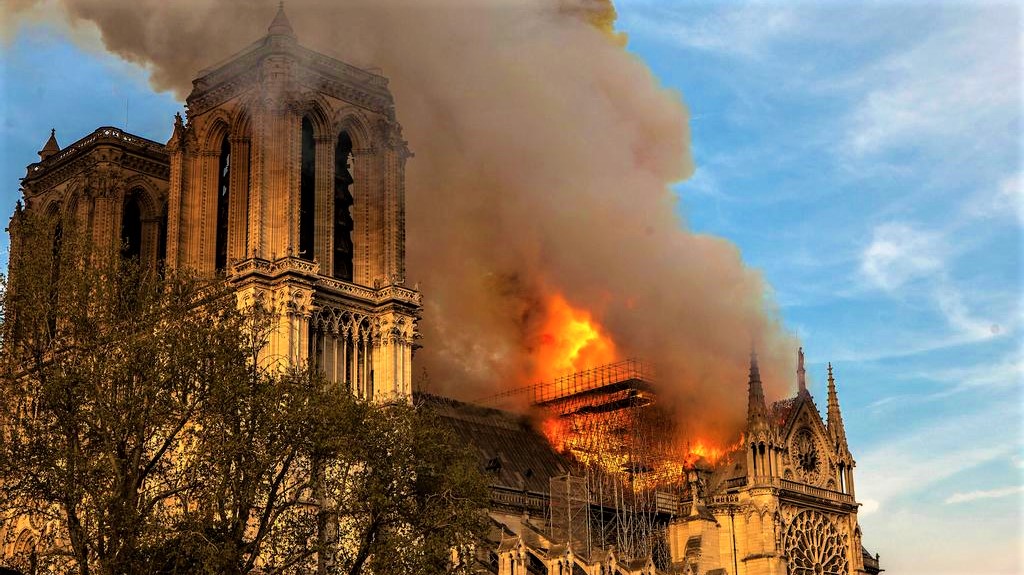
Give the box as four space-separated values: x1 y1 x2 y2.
785 510 849 575
790 427 823 485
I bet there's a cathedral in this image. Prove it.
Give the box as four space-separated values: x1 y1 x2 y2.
3 6 881 575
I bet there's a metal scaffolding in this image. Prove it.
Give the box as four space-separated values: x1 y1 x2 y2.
529 360 682 565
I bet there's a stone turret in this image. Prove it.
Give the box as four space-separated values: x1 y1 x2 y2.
164 5 420 399
746 350 780 481
38 129 60 160
746 350 770 437
827 362 856 496
267 2 296 39
826 363 848 452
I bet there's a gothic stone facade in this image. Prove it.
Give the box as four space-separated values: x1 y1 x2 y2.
12 7 420 402
429 351 882 575
4 7 880 575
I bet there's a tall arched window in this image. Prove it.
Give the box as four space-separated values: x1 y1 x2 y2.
215 135 231 272
47 220 62 337
299 117 316 261
157 203 168 273
333 131 354 280
121 191 143 261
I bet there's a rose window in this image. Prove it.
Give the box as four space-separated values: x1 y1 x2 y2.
790 428 822 484
785 510 849 575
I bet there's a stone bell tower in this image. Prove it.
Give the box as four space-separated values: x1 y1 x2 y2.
165 5 420 400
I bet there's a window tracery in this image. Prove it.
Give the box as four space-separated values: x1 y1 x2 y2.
785 510 848 575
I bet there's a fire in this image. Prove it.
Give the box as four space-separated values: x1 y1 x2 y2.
532 293 618 384
682 436 746 469
530 295 747 491
540 417 569 453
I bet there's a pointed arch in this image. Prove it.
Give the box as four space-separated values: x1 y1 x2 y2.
230 107 253 138
215 133 231 272
305 96 334 140
200 112 232 153
336 108 373 150
333 128 355 280
121 191 144 261
299 115 316 261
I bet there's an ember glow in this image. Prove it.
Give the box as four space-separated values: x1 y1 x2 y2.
538 381 745 491
683 436 745 468
532 293 618 385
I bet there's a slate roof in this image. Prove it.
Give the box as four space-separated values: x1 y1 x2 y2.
419 394 573 494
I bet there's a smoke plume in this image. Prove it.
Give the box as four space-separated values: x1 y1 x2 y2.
8 0 797 443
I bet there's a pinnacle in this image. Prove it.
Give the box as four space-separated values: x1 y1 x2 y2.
268 1 296 38
797 346 808 395
826 362 849 450
39 128 60 160
747 348 768 423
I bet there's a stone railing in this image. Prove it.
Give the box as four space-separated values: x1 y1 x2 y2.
709 493 741 505
317 276 378 300
232 257 421 307
779 478 855 504
490 488 547 513
373 283 423 305
725 476 748 489
232 256 321 278
27 126 166 176
721 476 854 505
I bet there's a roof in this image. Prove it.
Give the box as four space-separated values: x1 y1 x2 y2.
770 395 800 429
420 394 572 494
22 126 169 189
267 3 295 38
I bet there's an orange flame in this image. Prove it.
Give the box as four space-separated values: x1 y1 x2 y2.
682 435 746 469
531 294 747 490
532 293 618 384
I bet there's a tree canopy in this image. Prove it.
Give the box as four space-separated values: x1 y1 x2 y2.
0 213 489 575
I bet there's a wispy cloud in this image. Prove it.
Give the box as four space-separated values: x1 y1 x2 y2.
860 222 944 291
944 485 1024 505
857 400 1020 515
844 11 1020 159
857 219 1012 349
965 172 1024 226
620 3 801 59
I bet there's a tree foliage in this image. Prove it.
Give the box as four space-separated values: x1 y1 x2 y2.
0 213 488 575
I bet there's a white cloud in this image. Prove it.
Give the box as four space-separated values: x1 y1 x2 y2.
934 282 999 340
859 221 1007 345
860 222 943 291
944 485 1024 505
965 172 1024 225
621 3 800 59
845 10 1020 157
859 497 880 516
856 401 1020 512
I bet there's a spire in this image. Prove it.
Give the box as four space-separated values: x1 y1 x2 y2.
797 346 808 395
267 1 296 38
747 349 768 425
826 363 849 451
38 128 60 160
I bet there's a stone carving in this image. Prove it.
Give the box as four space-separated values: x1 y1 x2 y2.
784 510 849 575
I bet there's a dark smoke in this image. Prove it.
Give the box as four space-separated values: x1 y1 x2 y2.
7 0 798 443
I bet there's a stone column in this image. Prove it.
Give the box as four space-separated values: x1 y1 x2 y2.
314 135 335 273
350 148 376 285
351 329 361 397
228 136 251 262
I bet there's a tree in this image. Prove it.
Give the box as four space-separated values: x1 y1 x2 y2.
0 213 251 575
0 212 489 575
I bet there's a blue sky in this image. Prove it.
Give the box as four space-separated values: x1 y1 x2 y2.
617 1 1022 572
1 2 1021 574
